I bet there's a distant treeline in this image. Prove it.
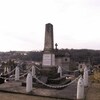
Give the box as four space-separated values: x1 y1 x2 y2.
0 49 100 65
69 49 100 65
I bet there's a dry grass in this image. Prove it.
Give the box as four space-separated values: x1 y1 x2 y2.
86 70 100 100
90 70 100 83
86 83 100 100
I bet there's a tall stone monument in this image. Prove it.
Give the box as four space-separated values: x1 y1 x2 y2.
42 23 56 74
44 23 54 52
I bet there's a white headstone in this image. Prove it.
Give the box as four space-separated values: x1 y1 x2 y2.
57 66 62 77
32 66 36 77
83 66 88 87
15 66 19 81
26 72 32 93
77 76 84 99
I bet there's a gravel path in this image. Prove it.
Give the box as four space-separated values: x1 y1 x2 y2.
0 92 63 100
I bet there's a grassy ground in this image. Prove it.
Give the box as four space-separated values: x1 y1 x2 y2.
0 92 63 100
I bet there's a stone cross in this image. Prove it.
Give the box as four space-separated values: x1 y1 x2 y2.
55 43 58 50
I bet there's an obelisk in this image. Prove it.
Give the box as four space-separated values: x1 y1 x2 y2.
42 23 55 67
44 23 54 52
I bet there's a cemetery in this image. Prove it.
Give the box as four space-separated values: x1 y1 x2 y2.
0 23 93 100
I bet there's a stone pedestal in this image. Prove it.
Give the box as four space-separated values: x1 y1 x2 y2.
42 53 55 66
40 66 57 76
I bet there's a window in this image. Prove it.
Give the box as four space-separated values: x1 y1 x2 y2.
65 58 67 61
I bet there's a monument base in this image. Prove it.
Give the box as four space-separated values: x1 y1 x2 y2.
40 66 57 76
42 53 55 66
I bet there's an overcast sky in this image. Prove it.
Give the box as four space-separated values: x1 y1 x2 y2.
0 0 100 51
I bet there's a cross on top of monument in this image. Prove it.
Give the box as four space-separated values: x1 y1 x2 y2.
55 43 58 50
